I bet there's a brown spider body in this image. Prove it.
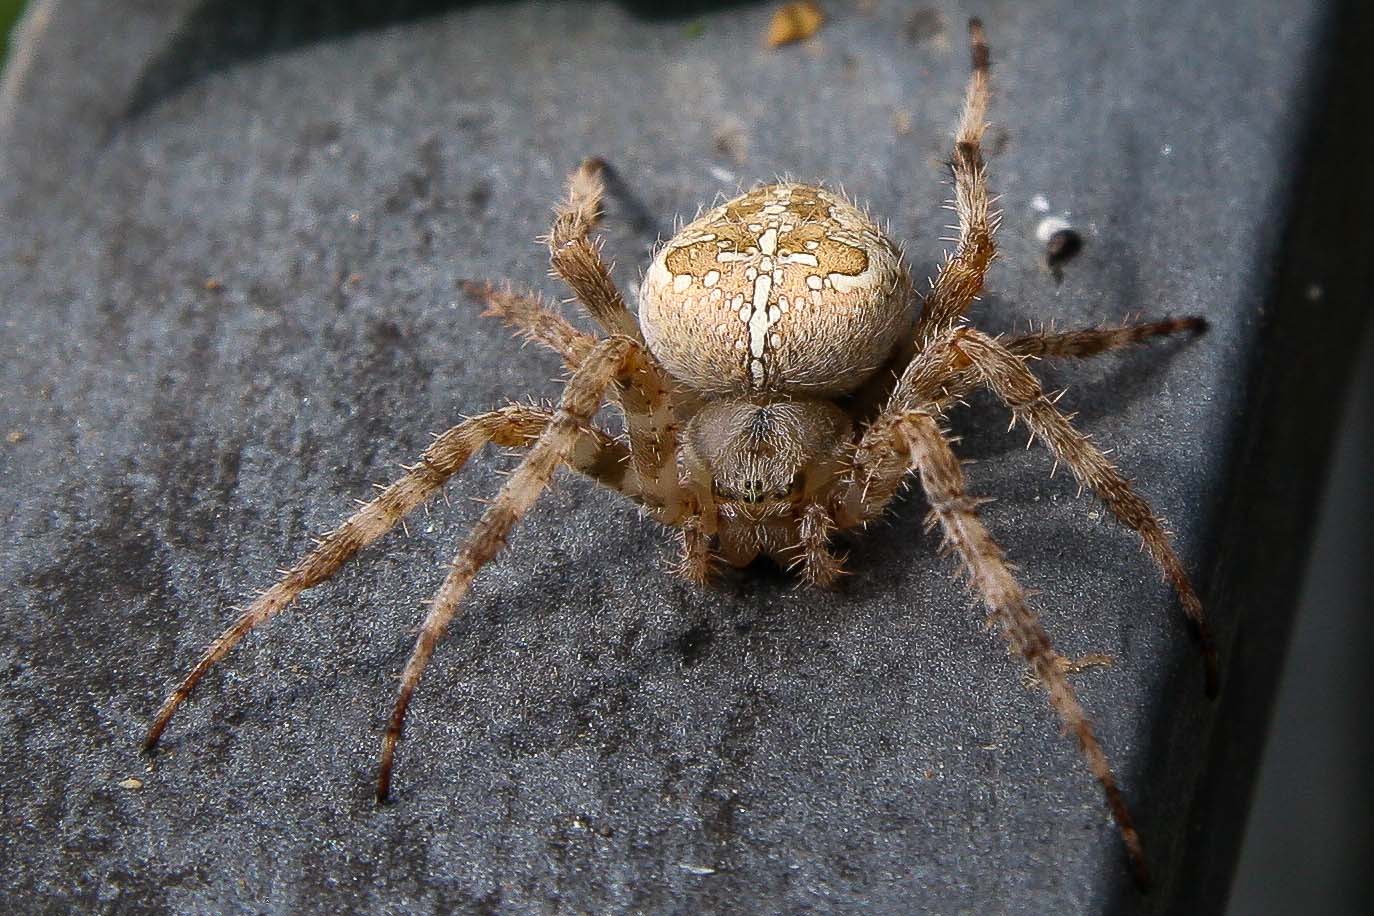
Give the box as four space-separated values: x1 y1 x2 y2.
642 182 911 397
145 21 1216 889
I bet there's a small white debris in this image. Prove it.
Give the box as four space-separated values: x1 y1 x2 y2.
1034 215 1072 243
119 777 144 790
1030 194 1050 213
1161 144 1173 156
679 863 717 875
709 165 737 185
1305 283 1324 302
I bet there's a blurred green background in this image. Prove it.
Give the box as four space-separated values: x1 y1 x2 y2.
1 0 26 63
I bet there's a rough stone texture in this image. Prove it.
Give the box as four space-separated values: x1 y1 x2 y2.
1 1 1369 913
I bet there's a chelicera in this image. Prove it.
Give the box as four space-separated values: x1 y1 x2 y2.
145 21 1215 886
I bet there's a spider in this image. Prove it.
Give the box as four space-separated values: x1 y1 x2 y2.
144 20 1216 888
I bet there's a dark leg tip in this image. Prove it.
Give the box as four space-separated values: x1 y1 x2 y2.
375 760 395 805
142 718 168 754
967 19 990 69
1132 858 1153 892
1197 624 1221 698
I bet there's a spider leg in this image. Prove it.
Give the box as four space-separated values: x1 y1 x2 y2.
897 410 1149 888
674 511 715 585
542 158 687 519
618 351 686 521
377 335 646 801
1006 316 1207 361
463 272 681 518
911 315 1211 418
143 404 631 752
839 363 969 530
794 503 846 587
952 327 1219 695
547 157 642 339
844 323 1217 693
461 279 597 369
914 18 997 337
1022 652 1115 691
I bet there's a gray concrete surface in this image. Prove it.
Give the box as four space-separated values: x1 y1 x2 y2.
1 1 1367 912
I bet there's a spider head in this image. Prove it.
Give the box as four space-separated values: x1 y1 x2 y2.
684 398 851 514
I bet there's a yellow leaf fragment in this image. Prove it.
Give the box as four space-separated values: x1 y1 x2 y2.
766 2 825 48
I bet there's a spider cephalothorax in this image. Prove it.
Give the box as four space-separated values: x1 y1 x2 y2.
145 21 1214 888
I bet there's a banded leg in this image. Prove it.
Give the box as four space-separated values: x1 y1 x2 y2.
461 280 597 369
377 336 645 801
547 157 641 339
1007 316 1207 360
545 158 684 517
914 18 997 337
675 512 714 585
618 353 685 519
793 503 846 587
911 315 1211 416
836 412 920 528
953 328 1218 694
144 404 631 751
850 323 1217 692
462 274 680 516
897 410 1149 887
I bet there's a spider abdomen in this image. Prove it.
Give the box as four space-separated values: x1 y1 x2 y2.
640 183 911 397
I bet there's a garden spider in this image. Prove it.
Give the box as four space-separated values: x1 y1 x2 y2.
145 20 1215 887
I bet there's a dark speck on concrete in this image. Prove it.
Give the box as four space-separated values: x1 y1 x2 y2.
905 7 946 45
676 620 714 668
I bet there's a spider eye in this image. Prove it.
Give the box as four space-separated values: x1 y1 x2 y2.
773 472 804 500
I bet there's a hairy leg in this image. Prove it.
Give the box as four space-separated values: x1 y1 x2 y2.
953 328 1218 694
1006 316 1207 360
1022 652 1114 690
866 311 1207 491
897 410 1149 887
877 314 1208 427
543 158 685 518
675 512 714 585
547 157 642 339
618 354 685 520
793 503 846 587
846 322 1216 693
461 277 680 517
835 411 914 528
841 326 979 527
461 280 596 369
913 19 997 338
377 336 646 800
144 404 630 751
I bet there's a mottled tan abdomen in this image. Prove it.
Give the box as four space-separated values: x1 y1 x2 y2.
639 183 912 397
